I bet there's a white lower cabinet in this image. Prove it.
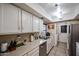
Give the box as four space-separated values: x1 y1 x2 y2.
32 51 39 56
47 43 51 54
47 38 54 54
28 50 39 56
23 53 28 56
28 47 39 56
23 47 39 56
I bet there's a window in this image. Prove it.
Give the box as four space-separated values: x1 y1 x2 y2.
61 25 67 33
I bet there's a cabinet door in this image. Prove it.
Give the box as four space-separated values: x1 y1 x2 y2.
0 4 2 33
1 4 20 34
33 16 40 32
28 47 39 56
28 50 39 56
23 53 28 56
47 38 52 54
22 10 32 33
39 19 43 32
32 51 39 56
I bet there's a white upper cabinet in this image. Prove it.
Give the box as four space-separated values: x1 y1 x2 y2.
0 4 21 34
0 4 2 33
0 3 44 35
33 16 40 32
22 10 32 33
39 19 44 32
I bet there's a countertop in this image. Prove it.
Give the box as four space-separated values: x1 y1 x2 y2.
0 39 46 56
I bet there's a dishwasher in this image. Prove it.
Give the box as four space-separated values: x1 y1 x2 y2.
39 41 47 56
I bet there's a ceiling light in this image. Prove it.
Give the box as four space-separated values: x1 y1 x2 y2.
55 3 62 18
56 13 62 19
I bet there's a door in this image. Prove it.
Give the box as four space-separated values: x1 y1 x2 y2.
58 23 69 43
33 16 40 32
22 10 32 33
1 4 20 34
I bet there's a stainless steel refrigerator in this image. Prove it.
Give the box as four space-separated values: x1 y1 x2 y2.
69 24 79 56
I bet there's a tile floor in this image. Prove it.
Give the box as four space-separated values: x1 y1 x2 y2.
48 42 69 56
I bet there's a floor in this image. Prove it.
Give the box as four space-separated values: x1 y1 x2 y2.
48 42 69 56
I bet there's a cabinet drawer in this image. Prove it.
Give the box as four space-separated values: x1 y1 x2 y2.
47 44 51 53
28 47 39 56
31 51 39 56
23 53 28 56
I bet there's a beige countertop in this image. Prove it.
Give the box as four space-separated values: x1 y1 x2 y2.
0 39 46 56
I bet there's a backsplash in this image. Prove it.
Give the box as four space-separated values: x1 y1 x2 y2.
0 33 39 44
0 34 16 43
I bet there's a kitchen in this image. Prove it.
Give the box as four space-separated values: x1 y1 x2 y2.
0 3 79 56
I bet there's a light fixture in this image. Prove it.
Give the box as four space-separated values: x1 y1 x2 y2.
55 3 62 19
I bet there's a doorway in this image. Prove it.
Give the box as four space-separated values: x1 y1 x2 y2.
56 22 70 49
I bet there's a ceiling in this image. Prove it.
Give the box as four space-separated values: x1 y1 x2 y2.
14 3 79 23
38 3 79 21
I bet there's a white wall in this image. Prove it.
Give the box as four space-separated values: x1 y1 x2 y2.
55 20 79 43
53 21 79 49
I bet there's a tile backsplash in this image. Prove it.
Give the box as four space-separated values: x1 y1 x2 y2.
0 33 31 43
